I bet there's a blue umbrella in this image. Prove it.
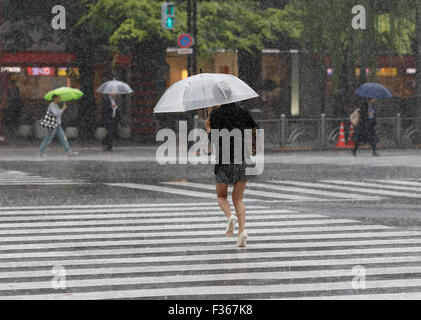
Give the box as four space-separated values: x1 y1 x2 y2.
355 83 392 99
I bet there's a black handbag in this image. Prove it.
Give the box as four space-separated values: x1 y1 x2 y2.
40 110 58 129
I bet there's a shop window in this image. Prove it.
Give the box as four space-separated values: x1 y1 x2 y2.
181 69 188 80
219 66 230 74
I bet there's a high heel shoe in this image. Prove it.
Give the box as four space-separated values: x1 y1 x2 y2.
225 215 237 237
237 231 248 247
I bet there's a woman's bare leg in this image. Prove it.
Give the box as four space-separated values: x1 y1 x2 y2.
232 181 247 234
216 183 231 219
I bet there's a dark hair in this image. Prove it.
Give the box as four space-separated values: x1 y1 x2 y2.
10 80 16 86
51 94 60 101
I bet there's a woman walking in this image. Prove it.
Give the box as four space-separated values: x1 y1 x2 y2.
39 94 78 158
352 98 379 157
206 102 259 247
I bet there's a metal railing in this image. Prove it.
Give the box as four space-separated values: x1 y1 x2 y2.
197 114 420 149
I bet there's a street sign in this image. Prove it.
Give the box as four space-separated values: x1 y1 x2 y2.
177 33 194 49
177 48 193 55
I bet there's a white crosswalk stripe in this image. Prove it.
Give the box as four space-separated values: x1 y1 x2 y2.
107 179 421 203
2 167 420 203
368 179 421 188
163 181 321 201
273 179 421 201
0 169 85 185
108 182 262 201
320 180 421 194
1 202 421 299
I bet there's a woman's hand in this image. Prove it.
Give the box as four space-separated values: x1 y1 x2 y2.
205 117 211 133
62 103 68 111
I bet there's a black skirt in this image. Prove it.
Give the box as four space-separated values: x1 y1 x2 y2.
214 163 252 185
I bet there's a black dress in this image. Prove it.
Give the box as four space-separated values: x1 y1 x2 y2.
209 103 259 185
354 101 378 146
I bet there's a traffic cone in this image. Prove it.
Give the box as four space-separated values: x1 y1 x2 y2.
347 123 355 148
336 122 346 149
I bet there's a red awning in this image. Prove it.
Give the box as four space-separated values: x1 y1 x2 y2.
0 51 131 66
377 55 415 68
0 52 76 66
111 53 132 65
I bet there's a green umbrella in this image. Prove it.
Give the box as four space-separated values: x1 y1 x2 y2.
44 87 84 102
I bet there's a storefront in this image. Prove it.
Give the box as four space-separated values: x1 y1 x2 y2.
324 55 416 99
0 52 79 134
0 51 134 139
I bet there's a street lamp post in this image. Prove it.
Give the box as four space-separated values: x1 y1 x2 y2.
186 0 198 76
187 0 192 76
186 0 198 145
416 3 421 141
192 0 198 75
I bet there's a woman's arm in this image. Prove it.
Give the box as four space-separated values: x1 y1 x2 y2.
48 103 65 116
205 117 211 133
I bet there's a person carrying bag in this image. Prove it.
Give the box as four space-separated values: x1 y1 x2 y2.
39 94 78 158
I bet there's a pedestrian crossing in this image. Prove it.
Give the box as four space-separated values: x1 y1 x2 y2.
107 178 421 203
0 169 85 186
1 167 420 203
1 202 421 299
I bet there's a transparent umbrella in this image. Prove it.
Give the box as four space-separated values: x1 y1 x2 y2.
96 79 133 95
154 73 259 113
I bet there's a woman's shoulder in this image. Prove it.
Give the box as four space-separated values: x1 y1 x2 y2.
209 108 217 119
210 106 225 118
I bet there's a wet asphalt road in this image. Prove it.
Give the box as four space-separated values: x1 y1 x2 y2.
1 148 421 227
1 147 421 299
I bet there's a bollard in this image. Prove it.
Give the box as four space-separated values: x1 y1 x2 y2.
320 114 326 148
280 114 287 147
193 114 199 131
396 113 402 147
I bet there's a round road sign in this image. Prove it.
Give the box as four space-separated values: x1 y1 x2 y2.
177 33 194 49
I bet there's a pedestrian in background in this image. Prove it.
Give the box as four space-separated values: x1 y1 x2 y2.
102 93 121 151
353 98 379 157
205 101 259 248
2 80 24 139
39 94 79 158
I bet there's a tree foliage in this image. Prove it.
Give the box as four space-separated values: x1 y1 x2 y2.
0 0 89 51
76 0 297 55
287 0 416 92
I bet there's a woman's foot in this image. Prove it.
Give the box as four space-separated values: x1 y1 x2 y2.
237 231 248 247
352 149 357 157
225 215 237 237
68 152 79 158
39 153 46 159
373 151 380 157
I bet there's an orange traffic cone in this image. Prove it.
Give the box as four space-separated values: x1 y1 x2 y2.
336 122 346 149
347 123 355 148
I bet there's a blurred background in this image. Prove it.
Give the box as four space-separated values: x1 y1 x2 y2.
0 0 419 148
